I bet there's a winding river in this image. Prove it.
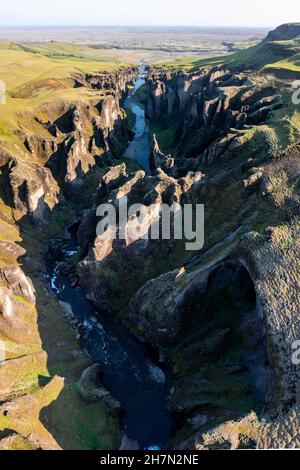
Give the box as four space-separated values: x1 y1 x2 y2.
48 65 173 450
123 61 152 172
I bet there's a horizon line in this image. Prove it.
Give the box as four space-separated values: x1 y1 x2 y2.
0 24 274 29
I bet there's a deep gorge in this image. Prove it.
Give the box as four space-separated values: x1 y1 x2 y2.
1 30 300 449
41 64 271 449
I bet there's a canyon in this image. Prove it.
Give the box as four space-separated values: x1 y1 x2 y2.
0 23 300 450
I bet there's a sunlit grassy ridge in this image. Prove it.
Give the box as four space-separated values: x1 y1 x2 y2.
0 40 183 150
0 41 137 152
151 27 300 75
0 26 300 450
150 53 232 71
150 25 300 201
0 41 131 90
153 23 300 77
0 41 130 448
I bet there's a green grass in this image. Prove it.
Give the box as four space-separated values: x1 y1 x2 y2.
0 40 134 151
150 53 233 72
150 120 178 153
40 383 121 450
263 52 300 76
150 33 300 76
0 41 131 92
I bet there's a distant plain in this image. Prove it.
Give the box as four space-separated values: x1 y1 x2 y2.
0 26 268 54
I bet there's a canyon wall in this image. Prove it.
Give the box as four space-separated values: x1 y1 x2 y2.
0 44 300 450
0 69 135 450
146 67 283 169
75 65 300 449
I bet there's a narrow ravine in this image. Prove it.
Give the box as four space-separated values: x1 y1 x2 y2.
44 63 273 450
47 231 173 449
123 61 152 171
46 65 175 449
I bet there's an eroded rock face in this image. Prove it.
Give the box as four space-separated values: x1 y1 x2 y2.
0 241 26 260
8 160 60 225
79 364 121 409
149 135 174 174
0 265 35 303
146 68 281 165
46 104 99 196
0 68 131 450
128 254 286 447
85 69 137 95
0 263 40 345
96 96 132 157
46 96 131 198
264 23 300 42
23 133 58 160
78 163 203 312
129 268 186 346
101 162 128 194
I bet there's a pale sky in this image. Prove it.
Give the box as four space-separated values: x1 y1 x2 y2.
0 0 300 27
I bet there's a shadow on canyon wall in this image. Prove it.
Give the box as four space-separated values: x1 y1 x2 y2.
0 105 272 450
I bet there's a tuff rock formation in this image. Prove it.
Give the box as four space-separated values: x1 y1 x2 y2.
146 67 282 166
46 95 132 199
78 164 204 313
76 61 300 448
1 25 300 450
0 67 132 450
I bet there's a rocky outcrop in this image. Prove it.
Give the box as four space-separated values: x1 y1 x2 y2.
85 69 137 95
0 265 35 303
97 96 133 157
0 148 60 225
46 95 131 198
23 133 58 160
0 67 132 450
0 263 40 345
146 68 282 165
79 364 120 409
264 23 300 42
183 410 300 450
78 163 203 313
149 135 174 173
129 268 186 347
101 162 128 193
9 161 60 224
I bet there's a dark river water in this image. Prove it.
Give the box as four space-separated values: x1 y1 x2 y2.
48 65 173 450
123 61 152 172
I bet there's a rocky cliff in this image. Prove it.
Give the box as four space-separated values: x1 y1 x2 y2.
0 66 135 450
1 28 300 451
75 56 300 448
78 164 203 313
146 67 282 165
